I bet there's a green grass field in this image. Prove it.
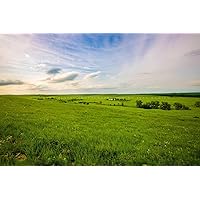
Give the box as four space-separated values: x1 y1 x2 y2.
0 94 200 165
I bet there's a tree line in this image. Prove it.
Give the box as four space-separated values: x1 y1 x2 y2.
136 100 191 110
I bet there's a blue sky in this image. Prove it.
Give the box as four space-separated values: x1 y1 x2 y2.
0 34 200 94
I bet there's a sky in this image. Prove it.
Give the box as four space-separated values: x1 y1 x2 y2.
0 33 200 94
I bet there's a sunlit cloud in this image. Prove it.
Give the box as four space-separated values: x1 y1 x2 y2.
47 71 79 83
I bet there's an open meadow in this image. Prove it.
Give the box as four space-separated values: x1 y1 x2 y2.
0 94 200 166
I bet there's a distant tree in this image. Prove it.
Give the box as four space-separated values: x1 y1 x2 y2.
140 101 160 109
195 101 200 107
160 102 171 110
174 102 190 110
136 100 159 109
121 102 124 106
142 102 152 109
182 105 190 110
174 102 183 110
150 101 160 109
136 100 143 108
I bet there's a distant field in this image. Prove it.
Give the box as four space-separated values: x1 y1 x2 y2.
0 94 200 166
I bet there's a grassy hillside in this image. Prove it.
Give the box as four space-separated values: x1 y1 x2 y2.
0 94 200 165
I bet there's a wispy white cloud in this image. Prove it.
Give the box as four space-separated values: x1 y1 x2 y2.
84 71 101 79
47 71 79 83
116 34 200 91
36 63 47 68
28 83 49 91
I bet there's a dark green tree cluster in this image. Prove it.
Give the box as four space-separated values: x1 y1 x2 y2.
136 100 143 108
195 101 200 107
136 100 190 110
173 102 190 110
143 101 160 109
136 100 161 109
160 102 171 110
149 101 160 109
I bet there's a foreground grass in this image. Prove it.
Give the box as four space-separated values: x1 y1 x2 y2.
0 94 200 165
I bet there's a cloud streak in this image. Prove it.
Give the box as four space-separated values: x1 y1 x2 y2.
84 71 101 79
48 72 79 83
47 68 62 75
0 80 24 86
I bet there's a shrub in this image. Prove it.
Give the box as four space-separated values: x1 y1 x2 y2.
150 101 160 109
136 100 143 108
195 101 200 107
142 102 152 109
160 102 171 110
174 102 190 110
136 100 160 109
174 102 183 110
182 105 190 110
